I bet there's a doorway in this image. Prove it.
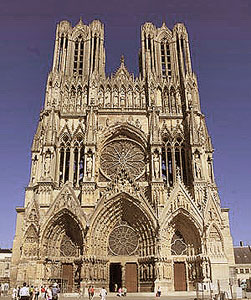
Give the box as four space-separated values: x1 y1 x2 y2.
174 262 187 291
109 263 122 292
62 263 73 292
125 263 138 292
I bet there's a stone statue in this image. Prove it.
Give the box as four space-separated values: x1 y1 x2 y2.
171 91 176 113
176 90 182 113
76 88 82 109
194 153 202 179
86 152 93 178
120 89 125 107
153 152 160 178
44 152 51 177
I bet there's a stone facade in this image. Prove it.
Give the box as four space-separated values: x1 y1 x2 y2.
0 249 12 285
11 19 236 294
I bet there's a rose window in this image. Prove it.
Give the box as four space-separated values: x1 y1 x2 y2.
100 139 145 179
108 225 139 256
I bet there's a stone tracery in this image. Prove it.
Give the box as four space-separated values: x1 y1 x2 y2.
100 139 145 180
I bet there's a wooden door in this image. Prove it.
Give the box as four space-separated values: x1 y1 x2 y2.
125 263 138 292
62 263 73 292
174 262 187 291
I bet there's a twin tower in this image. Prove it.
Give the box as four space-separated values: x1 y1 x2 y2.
11 19 235 295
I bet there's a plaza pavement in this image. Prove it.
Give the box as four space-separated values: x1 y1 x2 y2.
1 292 251 300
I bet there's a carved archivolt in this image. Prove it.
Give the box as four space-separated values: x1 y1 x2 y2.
100 138 145 180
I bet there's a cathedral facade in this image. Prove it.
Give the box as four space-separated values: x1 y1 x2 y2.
11 19 235 294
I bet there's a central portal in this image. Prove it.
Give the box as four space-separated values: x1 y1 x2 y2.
109 263 122 292
109 262 138 293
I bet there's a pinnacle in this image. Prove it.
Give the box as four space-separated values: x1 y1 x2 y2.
120 55 125 65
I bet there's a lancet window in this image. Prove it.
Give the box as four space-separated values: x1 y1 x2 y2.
161 137 187 186
59 135 71 184
160 39 172 79
73 35 84 76
92 35 98 72
58 134 85 186
144 34 155 72
73 135 85 187
57 34 68 73
181 38 187 74
176 35 187 76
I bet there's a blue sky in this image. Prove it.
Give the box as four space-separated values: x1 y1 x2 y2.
0 0 250 248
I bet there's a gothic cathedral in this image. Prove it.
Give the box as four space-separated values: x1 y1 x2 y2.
11 19 235 294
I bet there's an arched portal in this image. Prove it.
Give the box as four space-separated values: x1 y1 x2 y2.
167 212 203 291
87 194 157 292
41 209 84 292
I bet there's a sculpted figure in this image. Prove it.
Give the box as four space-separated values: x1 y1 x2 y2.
120 89 125 107
153 152 160 178
176 90 182 113
194 153 202 179
44 152 51 177
86 152 93 178
171 91 176 113
76 88 82 110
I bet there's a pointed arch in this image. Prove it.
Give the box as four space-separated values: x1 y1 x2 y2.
40 208 85 258
73 33 85 76
22 224 39 258
207 223 224 256
161 210 202 257
87 192 157 257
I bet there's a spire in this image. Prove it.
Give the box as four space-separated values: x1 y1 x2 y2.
76 17 84 27
120 55 125 65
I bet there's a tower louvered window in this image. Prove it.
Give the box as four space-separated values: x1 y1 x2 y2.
58 34 68 73
59 135 71 185
73 135 85 187
162 138 187 186
161 40 172 79
73 35 84 76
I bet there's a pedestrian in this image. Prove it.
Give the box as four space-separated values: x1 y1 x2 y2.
17 286 21 299
12 287 18 300
88 286 91 300
41 286 46 299
90 286 94 300
51 283 60 300
99 287 107 300
46 286 52 300
29 286 34 300
34 287 39 300
117 287 122 297
19 283 30 300
122 287 127 296
156 286 161 297
114 284 118 293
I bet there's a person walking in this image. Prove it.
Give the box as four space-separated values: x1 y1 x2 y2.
12 287 18 300
19 283 30 300
99 287 107 300
46 286 52 300
40 286 46 299
51 283 60 300
34 287 39 300
88 286 92 300
117 287 122 297
156 286 161 297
